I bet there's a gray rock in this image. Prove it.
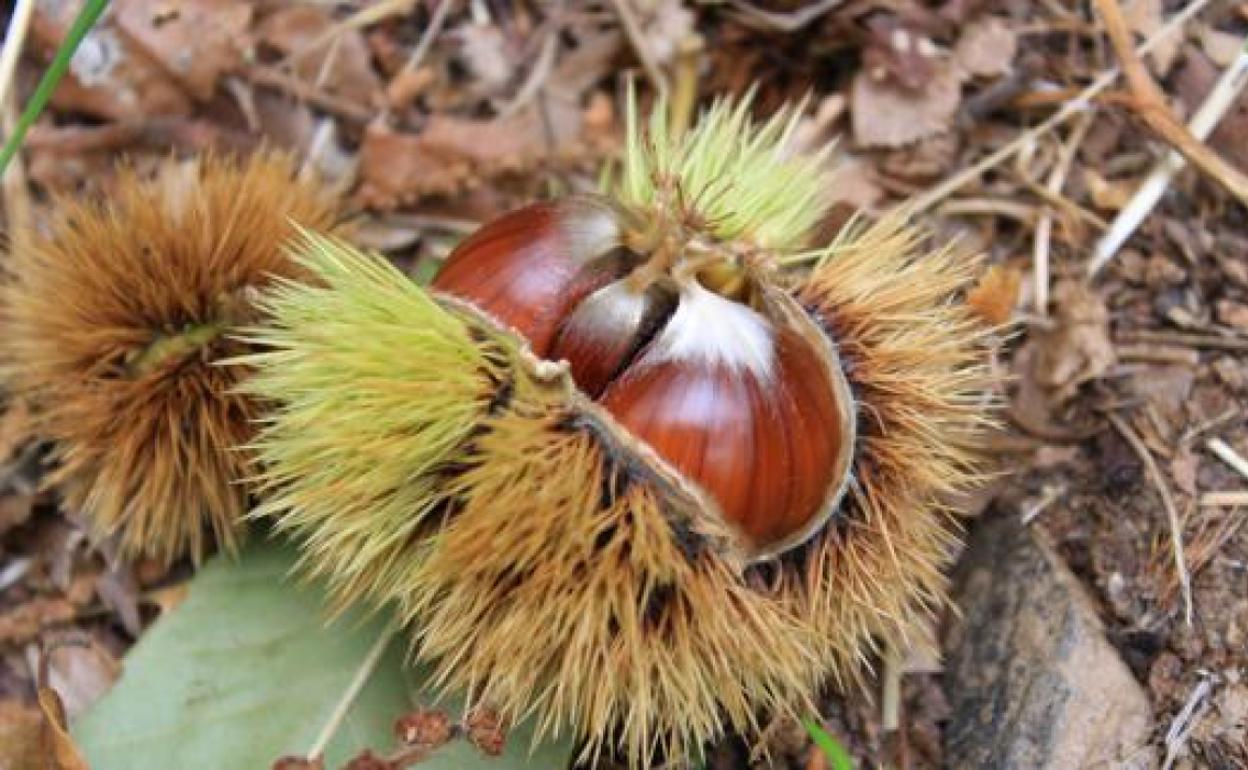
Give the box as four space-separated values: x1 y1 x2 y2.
944 514 1156 770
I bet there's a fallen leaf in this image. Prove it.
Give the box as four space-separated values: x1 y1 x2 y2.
1031 280 1116 401
0 700 44 770
826 154 884 210
72 542 575 770
0 599 77 646
851 59 961 148
31 3 192 121
1084 168 1136 211
1197 25 1245 67
1216 300 1248 329
954 16 1018 78
636 0 696 67
1170 446 1199 496
357 102 586 208
38 688 89 770
257 6 383 106
967 264 1022 325
115 0 253 100
32 640 121 720
861 16 940 90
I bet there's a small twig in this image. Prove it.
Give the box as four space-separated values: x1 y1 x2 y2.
1033 112 1095 315
1207 437 1248 483
1199 490 1248 507
1110 413 1193 627
1020 483 1068 525
306 623 399 761
1090 42 1248 275
494 22 560 120
282 0 419 68
0 0 36 119
1161 677 1213 770
402 0 455 76
1093 0 1248 206
244 65 374 124
902 0 1215 215
608 0 668 95
668 33 703 139
2 100 31 242
1115 329 1248 351
881 643 902 732
727 0 844 32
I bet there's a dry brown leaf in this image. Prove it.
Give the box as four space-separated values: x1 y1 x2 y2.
32 3 192 120
357 102 585 208
0 599 77 646
1084 168 1136 211
1170 447 1199 496
954 16 1018 78
32 641 121 720
115 0 253 100
0 494 35 540
1198 25 1246 67
0 700 44 770
1216 300 1248 330
257 6 383 106
966 264 1022 325
637 0 696 66
851 59 961 148
861 16 940 90
825 154 884 210
1031 280 1117 401
37 688 89 770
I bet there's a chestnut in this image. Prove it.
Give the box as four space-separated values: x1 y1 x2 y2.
433 195 856 559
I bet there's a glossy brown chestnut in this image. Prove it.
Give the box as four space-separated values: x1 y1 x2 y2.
433 197 856 558
432 196 625 355
598 285 849 554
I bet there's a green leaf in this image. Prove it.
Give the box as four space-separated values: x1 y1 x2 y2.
0 0 111 176
73 540 575 770
802 717 854 770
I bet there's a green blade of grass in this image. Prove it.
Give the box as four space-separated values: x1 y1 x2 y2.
0 0 110 176
802 717 854 770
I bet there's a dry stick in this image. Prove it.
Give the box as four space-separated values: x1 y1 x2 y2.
608 0 668 95
306 623 399 761
283 0 418 67
1033 112 1095 315
1161 677 1213 770
1094 0 1248 206
902 0 1215 216
727 0 844 32
0 0 35 241
1207 437 1248 483
1091 42 1248 275
494 24 559 120
1200 491 1248 507
0 0 35 116
1110 413 1193 627
402 0 455 76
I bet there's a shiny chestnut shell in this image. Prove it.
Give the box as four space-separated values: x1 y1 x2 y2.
432 195 856 559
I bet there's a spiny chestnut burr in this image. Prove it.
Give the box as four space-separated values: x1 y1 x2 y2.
0 153 343 564
243 97 996 765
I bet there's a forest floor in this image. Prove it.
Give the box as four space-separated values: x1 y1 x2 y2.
1 1 1247 769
